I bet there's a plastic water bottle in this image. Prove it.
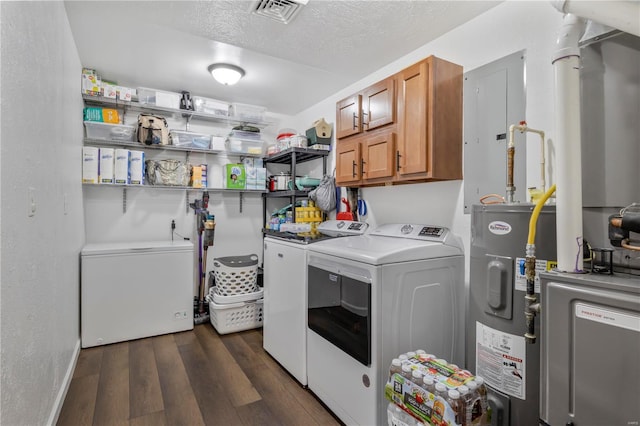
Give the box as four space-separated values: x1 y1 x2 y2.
431 383 449 426
411 369 424 384
475 376 488 411
402 364 413 380
475 376 489 424
389 358 403 380
466 380 484 425
457 385 470 426
422 375 436 399
447 389 464 426
387 402 422 426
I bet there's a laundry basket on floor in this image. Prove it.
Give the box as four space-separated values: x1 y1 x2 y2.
208 254 262 334
209 298 264 334
211 254 259 296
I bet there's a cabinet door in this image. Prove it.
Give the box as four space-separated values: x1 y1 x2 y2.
336 94 362 139
397 60 429 177
362 130 396 181
335 138 362 185
362 77 395 131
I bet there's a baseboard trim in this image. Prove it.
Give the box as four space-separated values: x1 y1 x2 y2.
47 338 81 426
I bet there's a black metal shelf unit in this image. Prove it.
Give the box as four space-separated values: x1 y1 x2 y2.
262 147 329 233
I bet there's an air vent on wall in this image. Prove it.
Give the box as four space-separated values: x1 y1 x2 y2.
251 0 308 24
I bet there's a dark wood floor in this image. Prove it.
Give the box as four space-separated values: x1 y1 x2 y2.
57 325 342 426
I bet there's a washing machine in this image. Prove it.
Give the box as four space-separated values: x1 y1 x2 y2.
305 224 465 425
263 220 368 386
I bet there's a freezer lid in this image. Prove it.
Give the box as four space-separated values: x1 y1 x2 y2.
81 240 193 256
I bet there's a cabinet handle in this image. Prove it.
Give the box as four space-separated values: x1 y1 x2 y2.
352 112 358 130
396 150 402 171
362 111 369 127
361 158 366 175
352 160 358 178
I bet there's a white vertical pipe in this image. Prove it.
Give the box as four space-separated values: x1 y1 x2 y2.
553 13 585 272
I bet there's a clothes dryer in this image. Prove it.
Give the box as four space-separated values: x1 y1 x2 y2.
305 224 465 425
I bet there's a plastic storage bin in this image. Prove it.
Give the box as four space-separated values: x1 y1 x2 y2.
84 121 136 141
230 103 266 122
193 96 230 116
136 87 181 109
169 130 212 148
211 254 259 296
226 138 265 156
209 298 263 334
229 129 262 140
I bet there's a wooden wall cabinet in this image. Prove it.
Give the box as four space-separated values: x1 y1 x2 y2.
395 56 463 182
335 77 395 140
335 56 462 187
335 129 396 186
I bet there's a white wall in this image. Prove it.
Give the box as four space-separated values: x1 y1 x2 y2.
290 1 565 284
0 2 85 425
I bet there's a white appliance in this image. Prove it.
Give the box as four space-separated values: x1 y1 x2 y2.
306 224 465 425
81 240 194 348
263 220 368 386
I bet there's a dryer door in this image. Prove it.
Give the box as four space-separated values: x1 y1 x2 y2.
308 264 371 366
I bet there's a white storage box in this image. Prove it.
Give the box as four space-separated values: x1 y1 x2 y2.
230 102 266 122
114 149 130 184
137 87 181 109
169 130 211 149
82 147 99 183
209 299 263 334
211 136 226 151
226 138 265 156
193 96 230 116
84 121 136 142
99 148 114 184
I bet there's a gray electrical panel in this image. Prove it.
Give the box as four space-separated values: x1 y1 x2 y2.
463 51 526 213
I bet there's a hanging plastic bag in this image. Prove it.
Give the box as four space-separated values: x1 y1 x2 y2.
309 174 336 212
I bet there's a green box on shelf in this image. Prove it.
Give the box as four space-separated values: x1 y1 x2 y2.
225 164 246 189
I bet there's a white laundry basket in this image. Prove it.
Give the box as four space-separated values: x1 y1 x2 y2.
211 254 259 296
209 299 264 334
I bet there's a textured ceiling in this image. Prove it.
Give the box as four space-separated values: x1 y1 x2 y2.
64 0 502 115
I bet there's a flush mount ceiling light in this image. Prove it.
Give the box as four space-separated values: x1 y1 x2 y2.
208 64 245 86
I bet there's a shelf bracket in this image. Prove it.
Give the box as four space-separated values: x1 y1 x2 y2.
185 114 193 132
186 191 190 214
122 187 127 213
239 192 244 213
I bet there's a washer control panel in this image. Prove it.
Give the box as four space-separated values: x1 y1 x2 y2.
372 224 448 241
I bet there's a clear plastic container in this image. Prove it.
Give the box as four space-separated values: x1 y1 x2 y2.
136 87 181 109
226 137 265 155
192 96 229 116
84 121 136 141
169 130 212 148
230 102 266 122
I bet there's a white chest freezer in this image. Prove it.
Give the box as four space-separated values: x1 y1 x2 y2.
81 240 194 348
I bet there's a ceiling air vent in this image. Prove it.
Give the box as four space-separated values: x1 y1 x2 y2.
251 0 308 24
